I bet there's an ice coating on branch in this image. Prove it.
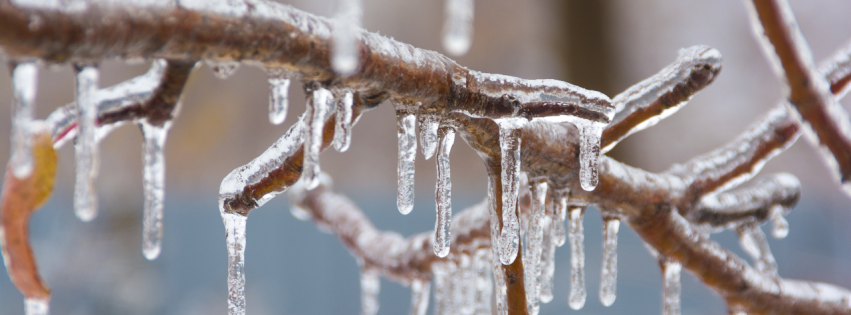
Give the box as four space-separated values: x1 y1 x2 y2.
267 75 290 125
141 122 169 260
474 249 493 314
410 280 430 315
497 123 522 265
661 258 682 315
221 212 247 315
74 66 100 222
433 127 455 257
442 0 474 56
360 268 380 315
524 180 548 314
539 214 556 304
770 205 789 239
10 62 38 179
600 218 619 306
568 207 586 310
206 60 241 80
332 0 362 75
737 224 778 274
578 122 605 191
302 87 333 190
333 90 354 152
396 110 417 215
24 297 49 315
418 115 440 159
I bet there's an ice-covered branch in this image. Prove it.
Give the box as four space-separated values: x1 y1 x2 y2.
601 45 722 153
746 0 851 195
690 173 799 231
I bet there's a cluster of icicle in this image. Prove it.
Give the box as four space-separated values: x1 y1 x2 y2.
5 58 174 314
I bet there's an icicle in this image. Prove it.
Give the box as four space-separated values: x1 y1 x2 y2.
10 62 38 179
600 218 619 307
360 268 380 315
457 254 477 315
433 127 455 257
539 215 556 304
24 297 49 315
474 249 493 314
410 279 430 315
333 90 354 152
568 207 586 310
577 122 604 191
442 0 474 56
419 115 440 159
486 171 508 314
222 212 248 315
432 263 451 315
769 205 789 239
267 74 290 125
141 122 170 260
396 109 417 214
497 125 522 265
737 224 778 274
206 60 240 80
661 258 682 315
74 66 100 222
524 180 548 315
332 0 363 75
302 87 333 190
553 194 568 246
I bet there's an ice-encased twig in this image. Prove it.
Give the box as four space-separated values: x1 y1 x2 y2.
737 223 778 274
568 207 586 310
524 180 547 314
73 66 100 222
660 257 682 315
600 218 619 307
360 267 380 315
332 0 363 75
602 46 722 153
434 127 455 257
442 0 474 56
745 0 851 197
141 122 170 260
396 109 417 215
333 90 354 152
10 62 38 179
691 173 800 230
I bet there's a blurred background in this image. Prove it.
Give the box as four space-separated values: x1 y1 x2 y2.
1 0 850 314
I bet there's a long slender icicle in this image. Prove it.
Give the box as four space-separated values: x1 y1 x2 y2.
434 127 455 257
396 109 417 214
525 180 548 315
553 194 568 247
302 87 332 190
410 280 430 315
10 62 38 179
141 123 169 260
360 268 380 315
267 74 290 125
333 90 354 152
332 0 363 75
661 257 682 315
457 254 476 315
577 122 605 191
568 207 586 310
539 215 556 304
600 218 619 306
487 173 508 315
74 66 100 222
24 297 49 315
497 125 522 265
737 224 778 274
442 0 474 56
432 262 452 314
222 212 248 315
419 115 440 159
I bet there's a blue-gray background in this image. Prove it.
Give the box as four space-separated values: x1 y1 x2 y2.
1 0 851 314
